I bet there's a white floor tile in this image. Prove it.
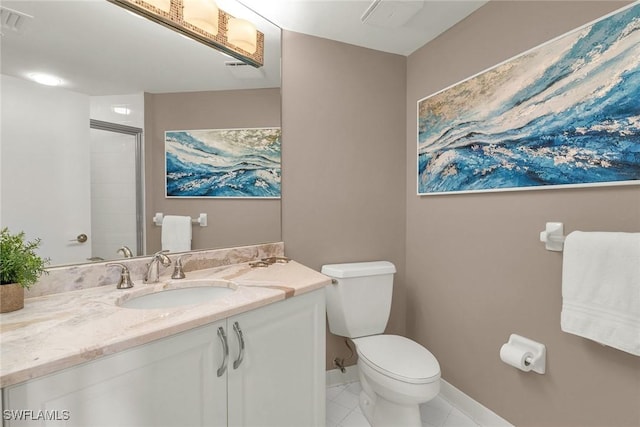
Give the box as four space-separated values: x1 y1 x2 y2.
420 396 453 427
327 381 478 427
327 384 347 401
327 400 352 424
340 409 371 427
344 381 362 396
443 408 479 427
333 387 360 410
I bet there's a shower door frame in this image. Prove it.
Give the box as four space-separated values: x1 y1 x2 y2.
90 119 144 256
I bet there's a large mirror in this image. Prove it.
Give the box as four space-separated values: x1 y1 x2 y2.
1 0 281 266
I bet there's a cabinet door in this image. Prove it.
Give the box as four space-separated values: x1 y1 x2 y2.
3 320 227 427
227 289 325 427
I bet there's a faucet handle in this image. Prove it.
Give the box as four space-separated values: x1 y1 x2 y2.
171 254 192 280
106 263 135 289
153 250 172 267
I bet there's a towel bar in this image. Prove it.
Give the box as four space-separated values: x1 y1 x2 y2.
153 212 207 227
540 222 565 251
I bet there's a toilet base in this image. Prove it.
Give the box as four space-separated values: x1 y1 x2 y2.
360 389 421 427
358 366 428 427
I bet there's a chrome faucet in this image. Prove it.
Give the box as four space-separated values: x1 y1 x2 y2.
144 250 172 283
117 246 133 258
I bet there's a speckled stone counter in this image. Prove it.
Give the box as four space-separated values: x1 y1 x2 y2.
0 253 330 388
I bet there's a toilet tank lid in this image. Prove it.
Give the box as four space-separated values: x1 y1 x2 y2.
321 261 396 278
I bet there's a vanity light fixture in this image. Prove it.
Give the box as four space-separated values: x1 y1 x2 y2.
144 0 171 12
107 0 263 67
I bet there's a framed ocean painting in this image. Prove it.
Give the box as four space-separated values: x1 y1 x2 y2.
165 128 281 198
417 3 640 195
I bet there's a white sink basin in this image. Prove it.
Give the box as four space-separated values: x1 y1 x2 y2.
118 280 237 309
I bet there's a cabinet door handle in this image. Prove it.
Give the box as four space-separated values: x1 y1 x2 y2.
232 321 245 369
217 327 229 377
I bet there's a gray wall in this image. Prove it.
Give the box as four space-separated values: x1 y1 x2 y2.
281 31 407 369
281 1 639 425
144 88 281 253
405 2 640 426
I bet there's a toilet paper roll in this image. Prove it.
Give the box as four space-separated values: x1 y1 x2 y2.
500 343 534 372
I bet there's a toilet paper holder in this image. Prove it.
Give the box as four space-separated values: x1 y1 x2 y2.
500 334 546 374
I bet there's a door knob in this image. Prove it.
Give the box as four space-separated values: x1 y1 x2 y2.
70 234 88 243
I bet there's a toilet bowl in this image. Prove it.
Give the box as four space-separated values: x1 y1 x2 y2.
321 261 441 427
354 334 440 426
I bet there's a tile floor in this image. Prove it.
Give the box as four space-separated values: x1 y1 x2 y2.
326 382 479 427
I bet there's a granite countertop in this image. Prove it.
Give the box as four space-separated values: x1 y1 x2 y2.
0 260 330 388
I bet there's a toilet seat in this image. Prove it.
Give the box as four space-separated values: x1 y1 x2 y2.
353 335 440 385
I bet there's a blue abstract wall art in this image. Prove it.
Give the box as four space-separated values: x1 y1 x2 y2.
417 3 640 195
166 128 281 198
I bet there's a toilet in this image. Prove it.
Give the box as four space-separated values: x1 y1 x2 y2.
322 261 440 427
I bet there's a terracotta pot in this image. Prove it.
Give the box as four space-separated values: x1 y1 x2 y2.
0 283 25 313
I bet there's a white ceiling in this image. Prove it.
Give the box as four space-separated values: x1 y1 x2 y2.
240 0 487 56
0 0 281 95
0 0 486 95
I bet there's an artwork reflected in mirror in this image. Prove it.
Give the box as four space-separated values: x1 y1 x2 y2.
165 128 282 199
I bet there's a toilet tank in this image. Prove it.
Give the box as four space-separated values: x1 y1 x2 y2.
321 261 396 338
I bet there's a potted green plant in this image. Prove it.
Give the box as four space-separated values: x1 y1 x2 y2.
0 228 49 313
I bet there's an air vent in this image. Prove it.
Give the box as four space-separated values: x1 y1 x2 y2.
224 61 265 79
0 6 33 34
361 0 424 29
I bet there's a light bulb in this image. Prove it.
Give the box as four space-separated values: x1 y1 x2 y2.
183 0 219 36
227 17 256 54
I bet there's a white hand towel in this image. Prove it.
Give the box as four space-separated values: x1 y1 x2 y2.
161 215 192 253
561 231 640 356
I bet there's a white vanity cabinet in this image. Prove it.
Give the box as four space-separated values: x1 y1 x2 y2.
2 289 325 427
227 289 325 426
3 319 228 427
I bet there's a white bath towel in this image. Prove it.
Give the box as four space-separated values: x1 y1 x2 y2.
161 215 192 253
561 231 640 356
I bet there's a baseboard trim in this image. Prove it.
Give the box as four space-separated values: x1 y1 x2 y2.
439 379 513 427
325 368 513 426
326 366 359 387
